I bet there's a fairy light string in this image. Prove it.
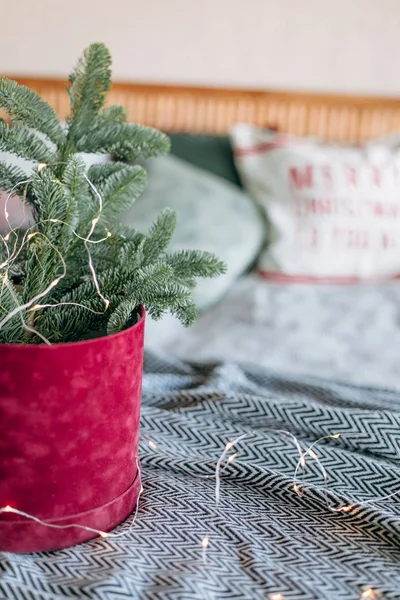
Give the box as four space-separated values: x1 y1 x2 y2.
0 459 143 541
0 170 387 599
0 430 390 598
0 163 112 340
83 173 110 311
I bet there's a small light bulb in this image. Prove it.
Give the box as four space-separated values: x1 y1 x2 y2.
338 505 353 513
361 589 378 599
309 450 318 460
140 486 144 495
225 442 234 452
331 433 341 439
92 217 99 227
270 594 284 600
202 536 209 548
31 304 46 312
37 163 47 172
300 456 306 468
3 233 10 241
104 299 110 310
148 440 157 450
227 452 238 464
49 278 60 289
3 505 13 512
106 231 112 238
98 531 109 539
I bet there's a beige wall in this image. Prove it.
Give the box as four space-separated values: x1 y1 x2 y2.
1 0 400 96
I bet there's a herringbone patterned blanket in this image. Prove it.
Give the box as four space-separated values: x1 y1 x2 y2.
1 352 400 600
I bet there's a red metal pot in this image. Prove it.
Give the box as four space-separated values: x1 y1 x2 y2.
0 308 145 552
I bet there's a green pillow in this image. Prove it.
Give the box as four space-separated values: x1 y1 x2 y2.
168 133 242 187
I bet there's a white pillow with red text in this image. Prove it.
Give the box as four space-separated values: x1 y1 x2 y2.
230 124 400 282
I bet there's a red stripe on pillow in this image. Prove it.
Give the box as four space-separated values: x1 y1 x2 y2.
233 142 284 156
233 136 310 157
257 270 400 284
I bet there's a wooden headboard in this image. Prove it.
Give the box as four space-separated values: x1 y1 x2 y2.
8 77 400 143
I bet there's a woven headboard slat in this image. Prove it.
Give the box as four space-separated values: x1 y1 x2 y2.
5 78 400 142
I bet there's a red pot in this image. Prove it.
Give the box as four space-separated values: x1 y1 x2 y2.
0 308 145 552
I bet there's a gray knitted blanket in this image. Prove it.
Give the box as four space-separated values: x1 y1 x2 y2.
1 352 400 600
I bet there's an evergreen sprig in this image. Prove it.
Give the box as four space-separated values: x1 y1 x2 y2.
0 43 226 344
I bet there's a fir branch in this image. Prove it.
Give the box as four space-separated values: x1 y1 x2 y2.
75 121 170 160
143 283 196 325
170 299 199 327
30 169 67 226
67 43 112 137
0 160 31 195
95 164 147 223
0 120 55 164
23 171 70 302
0 78 66 146
0 231 26 281
0 42 226 343
98 104 127 124
166 249 227 279
0 279 26 343
118 237 146 269
107 297 139 335
87 162 127 186
62 155 90 232
142 208 176 266
36 293 110 343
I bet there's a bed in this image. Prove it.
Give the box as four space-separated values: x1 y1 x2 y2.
147 275 400 390
2 78 400 600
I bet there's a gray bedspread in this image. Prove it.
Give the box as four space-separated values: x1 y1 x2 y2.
1 352 400 600
147 276 400 390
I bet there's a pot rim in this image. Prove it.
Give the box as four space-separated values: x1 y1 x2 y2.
0 305 145 351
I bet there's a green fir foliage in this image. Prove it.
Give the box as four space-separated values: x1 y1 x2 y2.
0 43 226 344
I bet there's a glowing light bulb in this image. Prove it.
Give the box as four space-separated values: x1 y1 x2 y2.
98 531 109 539
309 450 318 460
3 233 10 242
92 217 99 227
107 231 112 238
148 440 157 450
227 452 238 464
361 589 381 599
338 505 353 513
49 278 61 289
37 163 47 171
270 594 284 600
30 304 45 311
4 505 13 512
225 442 234 452
331 433 341 439
202 536 209 548
300 456 306 468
